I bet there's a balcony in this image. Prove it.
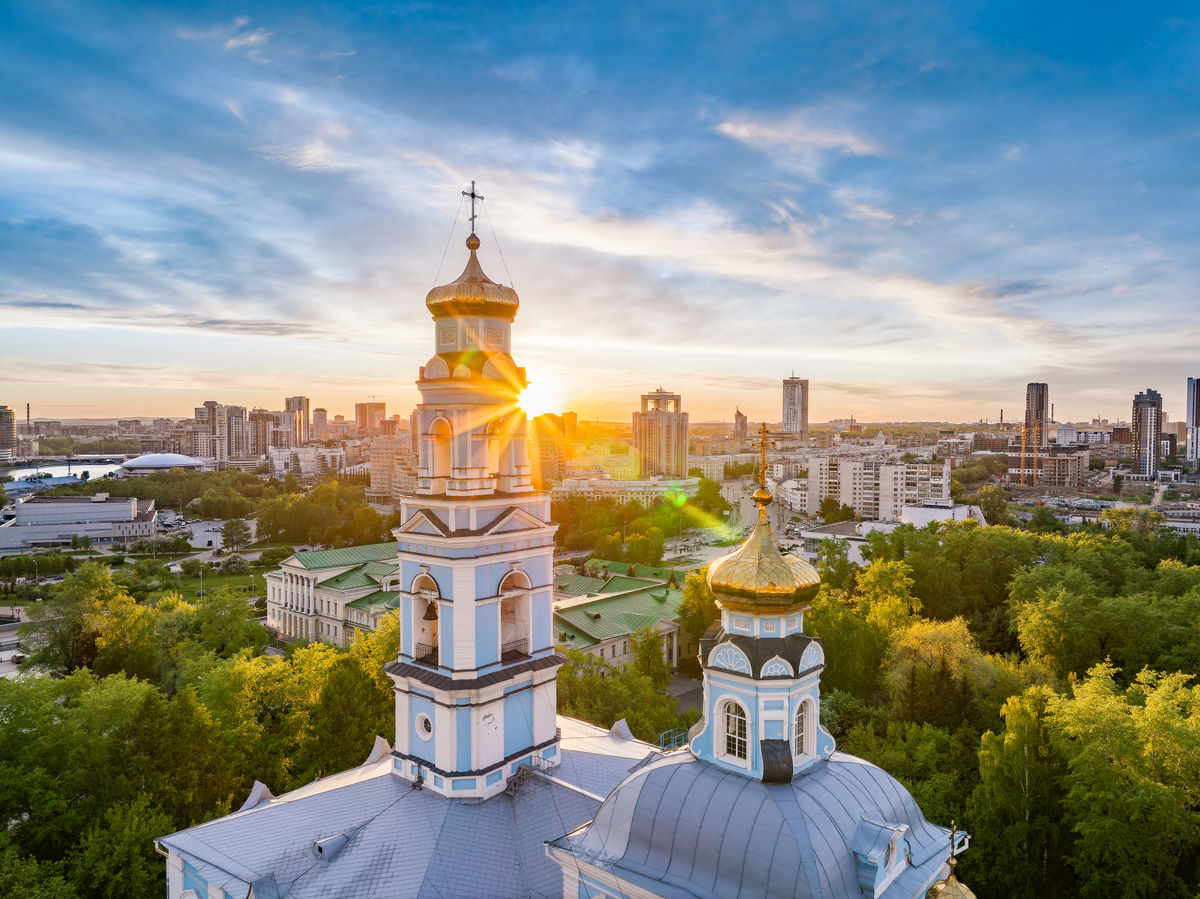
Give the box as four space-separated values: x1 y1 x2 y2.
501 638 529 662
414 642 439 666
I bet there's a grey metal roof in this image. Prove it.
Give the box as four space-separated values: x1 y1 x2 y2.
159 717 661 899
553 751 952 899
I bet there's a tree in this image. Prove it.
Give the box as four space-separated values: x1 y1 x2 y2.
256 545 296 569
852 560 920 630
179 558 201 578
963 686 1073 896
884 617 991 728
818 496 856 522
303 654 386 779
677 567 717 644
974 485 1012 527
70 795 175 899
1047 663 1200 896
816 538 856 590
0 837 77 899
629 626 671 690
1026 506 1064 533
219 554 249 574
221 518 252 551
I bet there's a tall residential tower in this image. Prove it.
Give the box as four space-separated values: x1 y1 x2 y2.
783 375 809 438
633 388 689 477
1132 388 1163 478
1025 382 1049 448
1187 377 1200 465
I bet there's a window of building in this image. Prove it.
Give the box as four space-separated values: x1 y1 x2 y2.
723 700 748 760
600 648 605 659
793 704 806 758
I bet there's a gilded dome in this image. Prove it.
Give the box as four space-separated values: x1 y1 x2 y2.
926 860 975 898
706 498 820 612
425 234 519 320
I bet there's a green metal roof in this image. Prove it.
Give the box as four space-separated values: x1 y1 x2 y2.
600 574 661 594
346 590 401 611
553 584 684 649
553 572 608 596
584 559 688 581
293 542 398 571
323 560 398 590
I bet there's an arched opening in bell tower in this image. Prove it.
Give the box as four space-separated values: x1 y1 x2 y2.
427 418 452 489
498 569 532 660
486 418 511 482
412 573 441 666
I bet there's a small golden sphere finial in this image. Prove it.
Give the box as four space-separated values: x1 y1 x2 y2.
753 486 772 506
466 233 481 251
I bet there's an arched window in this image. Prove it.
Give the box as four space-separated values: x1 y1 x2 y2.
413 574 440 665
794 700 812 760
722 700 748 760
498 570 531 660
427 418 452 481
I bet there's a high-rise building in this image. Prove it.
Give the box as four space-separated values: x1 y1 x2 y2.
1187 378 1200 465
1132 388 1163 477
633 388 689 477
1025 382 1049 448
0 405 16 462
355 401 387 435
193 401 251 465
782 376 809 437
312 408 328 439
285 396 311 444
528 413 575 488
733 408 748 446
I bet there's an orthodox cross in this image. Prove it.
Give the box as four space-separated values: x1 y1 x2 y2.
755 422 775 490
462 180 484 233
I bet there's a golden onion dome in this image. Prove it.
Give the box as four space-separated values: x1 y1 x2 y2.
706 492 820 613
425 233 519 320
925 859 975 899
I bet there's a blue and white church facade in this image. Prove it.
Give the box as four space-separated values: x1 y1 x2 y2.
155 207 972 899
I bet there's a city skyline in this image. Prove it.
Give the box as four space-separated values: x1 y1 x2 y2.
3 3 1199 422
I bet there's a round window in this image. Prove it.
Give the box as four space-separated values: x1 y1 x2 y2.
416 713 433 740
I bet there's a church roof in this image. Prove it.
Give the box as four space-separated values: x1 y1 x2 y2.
554 583 683 648
551 751 953 899
291 542 398 571
425 233 519 320
158 717 661 899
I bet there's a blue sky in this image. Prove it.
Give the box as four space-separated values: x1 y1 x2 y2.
1 1 1198 424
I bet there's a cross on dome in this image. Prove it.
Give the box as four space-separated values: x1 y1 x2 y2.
462 180 484 233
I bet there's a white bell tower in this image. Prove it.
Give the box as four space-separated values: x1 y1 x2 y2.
385 198 562 800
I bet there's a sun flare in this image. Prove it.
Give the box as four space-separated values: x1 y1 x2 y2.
518 378 559 417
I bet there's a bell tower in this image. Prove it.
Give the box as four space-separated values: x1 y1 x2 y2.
385 197 562 800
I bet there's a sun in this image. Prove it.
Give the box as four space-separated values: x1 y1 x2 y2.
518 378 558 417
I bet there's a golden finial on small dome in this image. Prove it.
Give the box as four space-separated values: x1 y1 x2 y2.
466 232 480 251
925 822 975 899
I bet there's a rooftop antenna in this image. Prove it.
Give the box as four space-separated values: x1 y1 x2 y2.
462 180 484 234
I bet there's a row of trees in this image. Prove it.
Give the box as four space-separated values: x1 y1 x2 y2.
552 477 731 562
4 563 403 898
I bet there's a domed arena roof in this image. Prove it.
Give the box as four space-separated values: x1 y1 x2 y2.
425 233 519 320
551 752 955 898
120 453 205 470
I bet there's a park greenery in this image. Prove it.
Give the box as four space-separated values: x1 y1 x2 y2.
678 513 1200 896
35 436 143 456
551 477 730 564
2 562 402 899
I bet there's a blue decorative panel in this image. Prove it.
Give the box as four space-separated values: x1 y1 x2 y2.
476 602 499 667
452 778 475 791
766 720 784 739
764 700 785 711
799 643 824 671
709 643 752 674
433 775 443 788
486 770 502 786
503 689 533 757
761 656 793 678
542 745 557 758
439 607 453 669
456 707 471 770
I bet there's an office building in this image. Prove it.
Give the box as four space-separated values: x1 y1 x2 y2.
783 375 809 437
284 396 311 443
632 388 689 477
733 407 747 446
1132 388 1163 478
1025 382 1049 448
0 494 155 550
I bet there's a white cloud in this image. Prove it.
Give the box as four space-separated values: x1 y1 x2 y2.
715 106 882 178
